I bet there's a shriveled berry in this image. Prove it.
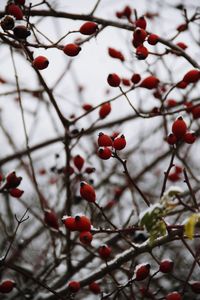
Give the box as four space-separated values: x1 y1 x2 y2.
1 15 15 31
13 25 31 39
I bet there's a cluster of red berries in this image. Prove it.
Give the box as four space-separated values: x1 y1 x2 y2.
63 215 93 245
0 171 24 198
68 280 101 294
97 132 126 160
131 16 159 60
167 116 196 145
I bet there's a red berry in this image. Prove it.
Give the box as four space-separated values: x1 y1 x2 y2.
140 287 154 298
33 56 49 70
79 231 93 245
176 42 187 50
184 101 193 113
190 281 200 294
167 133 177 145
172 116 187 140
113 135 126 150
147 33 159 45
135 263 150 281
135 16 147 29
98 147 112 160
177 23 188 32
175 166 182 174
123 6 132 19
73 155 84 171
75 215 91 232
122 78 131 86
0 280 15 293
80 181 96 202
140 76 160 89
44 209 59 230
184 132 196 144
89 282 101 294
166 291 182 300
62 216 77 231
116 12 123 19
98 245 112 259
166 99 177 107
99 102 111 119
131 73 141 84
7 4 23 20
136 45 149 60
84 167 95 174
63 43 81 57
192 105 200 119
9 188 24 198
5 172 22 189
159 259 174 273
168 172 180 182
82 103 93 111
68 281 80 293
133 28 147 45
107 73 121 87
98 132 113 147
108 47 125 62
183 69 200 83
79 22 98 35
176 81 188 89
